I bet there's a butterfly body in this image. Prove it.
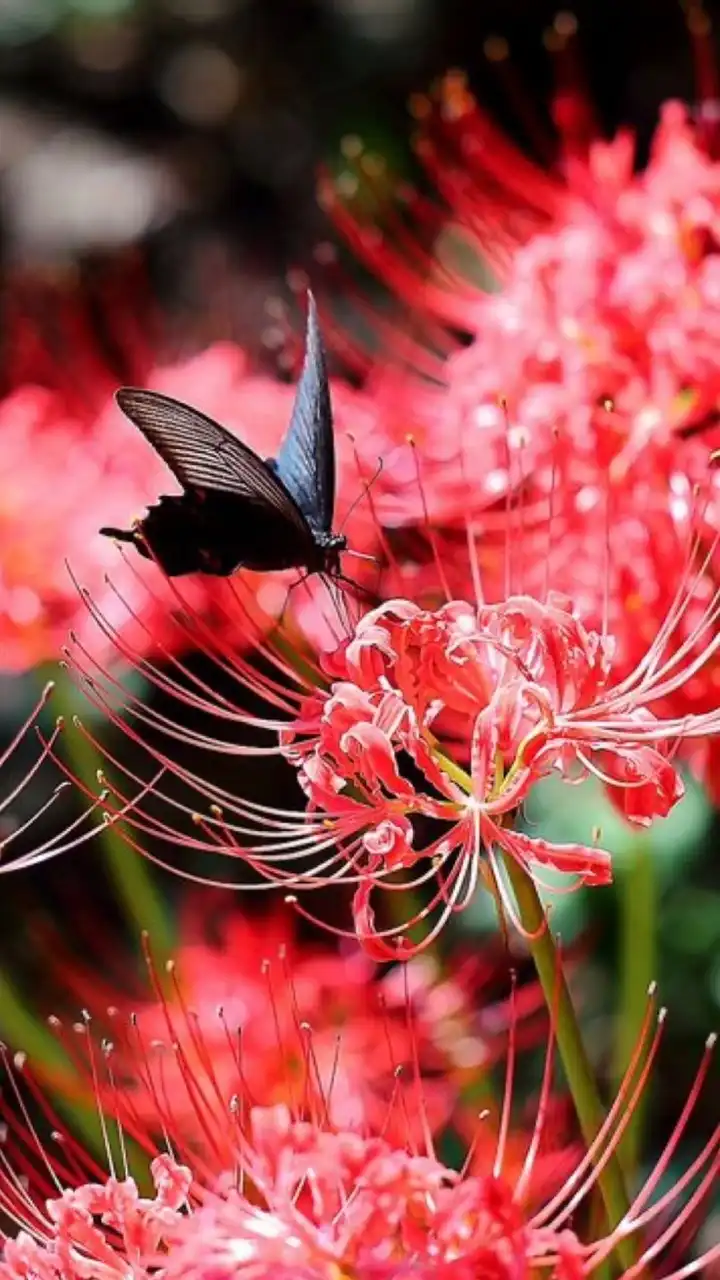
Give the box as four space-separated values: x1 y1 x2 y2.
109 488 347 579
100 292 347 580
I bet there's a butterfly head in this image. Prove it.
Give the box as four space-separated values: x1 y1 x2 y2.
99 520 153 561
317 530 348 577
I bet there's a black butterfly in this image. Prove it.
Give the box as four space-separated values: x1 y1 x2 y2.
100 292 347 579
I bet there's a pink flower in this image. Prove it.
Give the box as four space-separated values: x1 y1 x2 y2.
0 1150 191 1280
434 97 720 518
1 982 716 1280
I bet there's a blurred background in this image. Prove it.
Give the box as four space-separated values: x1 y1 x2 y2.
0 0 711 279
0 0 718 1258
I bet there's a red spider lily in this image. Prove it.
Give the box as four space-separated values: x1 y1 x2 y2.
38 898 545 1151
268 587 714 955
62 497 720 955
0 978 716 1279
0 682 104 873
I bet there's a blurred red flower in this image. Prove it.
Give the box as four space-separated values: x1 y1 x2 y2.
318 65 720 796
45 896 541 1153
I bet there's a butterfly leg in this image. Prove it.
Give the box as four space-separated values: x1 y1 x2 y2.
319 572 375 638
276 571 311 628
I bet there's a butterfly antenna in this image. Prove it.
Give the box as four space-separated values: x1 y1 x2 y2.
339 454 384 536
334 572 379 607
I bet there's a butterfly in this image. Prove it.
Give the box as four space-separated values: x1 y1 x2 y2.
99 292 348 580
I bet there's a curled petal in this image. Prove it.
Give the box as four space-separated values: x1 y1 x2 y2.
353 876 414 961
363 817 416 871
599 745 684 825
341 721 418 802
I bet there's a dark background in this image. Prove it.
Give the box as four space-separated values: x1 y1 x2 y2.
0 0 714 281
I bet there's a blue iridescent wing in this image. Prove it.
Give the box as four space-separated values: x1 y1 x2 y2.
273 292 335 534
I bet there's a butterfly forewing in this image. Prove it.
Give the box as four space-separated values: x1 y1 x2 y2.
274 292 335 534
115 389 310 538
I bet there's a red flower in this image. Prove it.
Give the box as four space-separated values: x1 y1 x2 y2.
0 981 716 1279
279 592 706 955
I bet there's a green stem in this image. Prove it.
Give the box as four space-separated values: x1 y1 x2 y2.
0 969 68 1068
48 670 174 961
504 857 635 1270
611 832 656 1180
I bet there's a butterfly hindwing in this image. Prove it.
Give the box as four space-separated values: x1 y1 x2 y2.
274 292 335 534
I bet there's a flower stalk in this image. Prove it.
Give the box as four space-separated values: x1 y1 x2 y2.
503 854 635 1270
611 831 656 1180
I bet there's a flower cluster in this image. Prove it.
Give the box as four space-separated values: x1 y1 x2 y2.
278 588 718 955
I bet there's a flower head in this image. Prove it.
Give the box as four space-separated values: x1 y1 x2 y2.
276 588 710 955
0 979 716 1280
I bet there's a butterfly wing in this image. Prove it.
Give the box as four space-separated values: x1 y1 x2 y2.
115 388 312 539
274 292 335 534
